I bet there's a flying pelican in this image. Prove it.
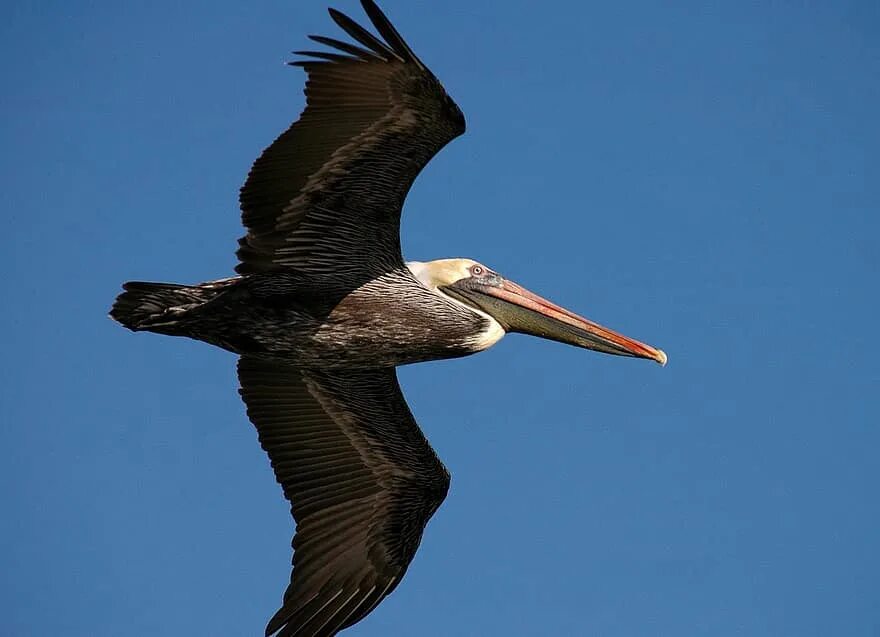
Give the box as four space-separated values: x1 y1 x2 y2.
110 1 667 635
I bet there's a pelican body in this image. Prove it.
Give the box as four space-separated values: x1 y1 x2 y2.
117 259 664 369
110 3 666 637
121 266 488 368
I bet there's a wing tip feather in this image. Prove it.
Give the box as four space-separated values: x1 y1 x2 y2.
291 1 426 70
359 0 426 70
328 5 401 61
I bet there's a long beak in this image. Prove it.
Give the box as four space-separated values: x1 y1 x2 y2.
444 278 667 365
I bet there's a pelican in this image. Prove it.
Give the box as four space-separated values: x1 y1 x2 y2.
110 1 666 635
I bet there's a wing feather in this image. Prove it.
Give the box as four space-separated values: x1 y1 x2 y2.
236 0 465 284
360 0 426 69
237 358 450 637
292 50 353 64
307 35 380 61
328 7 400 60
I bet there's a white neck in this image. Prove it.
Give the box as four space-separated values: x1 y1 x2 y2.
405 260 505 351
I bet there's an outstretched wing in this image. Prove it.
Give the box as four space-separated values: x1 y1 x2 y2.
237 357 450 637
237 0 466 285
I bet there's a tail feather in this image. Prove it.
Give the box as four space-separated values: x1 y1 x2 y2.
110 278 235 332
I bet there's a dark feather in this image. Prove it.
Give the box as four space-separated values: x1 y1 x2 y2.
328 7 399 60
308 34 380 61
238 359 450 637
236 1 465 284
360 0 425 69
293 50 354 63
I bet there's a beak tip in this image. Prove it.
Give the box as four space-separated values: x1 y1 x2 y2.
654 349 668 367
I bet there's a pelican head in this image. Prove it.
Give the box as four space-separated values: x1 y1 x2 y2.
407 258 667 365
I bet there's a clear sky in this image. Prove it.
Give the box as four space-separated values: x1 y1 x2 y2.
3 1 879 636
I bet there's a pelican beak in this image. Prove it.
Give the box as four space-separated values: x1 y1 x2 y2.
443 277 667 365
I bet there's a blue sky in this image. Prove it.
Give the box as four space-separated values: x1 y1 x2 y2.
3 1 879 635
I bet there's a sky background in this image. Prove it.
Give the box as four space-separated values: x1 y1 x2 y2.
3 1 879 635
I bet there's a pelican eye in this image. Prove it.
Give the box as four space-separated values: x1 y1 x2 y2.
470 265 485 276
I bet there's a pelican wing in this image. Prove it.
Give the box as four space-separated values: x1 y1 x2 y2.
237 0 466 283
237 357 450 637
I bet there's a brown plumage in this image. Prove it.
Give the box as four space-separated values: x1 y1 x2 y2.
112 3 471 635
110 2 667 636
238 360 448 636
236 2 464 283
